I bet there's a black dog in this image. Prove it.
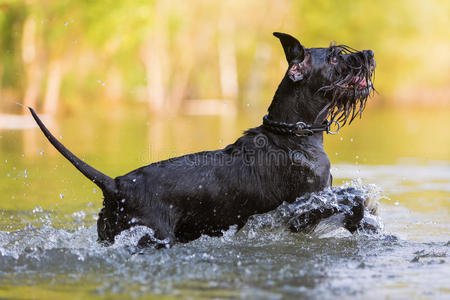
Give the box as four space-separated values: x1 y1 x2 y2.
29 32 375 247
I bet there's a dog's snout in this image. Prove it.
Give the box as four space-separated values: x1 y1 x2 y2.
365 50 374 58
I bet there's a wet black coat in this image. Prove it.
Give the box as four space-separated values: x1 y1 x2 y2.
100 125 331 244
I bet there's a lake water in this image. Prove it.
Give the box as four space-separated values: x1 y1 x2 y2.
0 105 448 299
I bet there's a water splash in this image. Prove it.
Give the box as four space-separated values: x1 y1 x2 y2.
0 183 384 261
241 183 384 241
0 182 447 298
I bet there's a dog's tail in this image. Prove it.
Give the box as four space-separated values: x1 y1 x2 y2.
28 107 116 194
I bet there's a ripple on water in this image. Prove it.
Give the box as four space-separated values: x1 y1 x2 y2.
0 183 448 299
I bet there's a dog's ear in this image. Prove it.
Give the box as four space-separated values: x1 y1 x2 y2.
273 32 305 63
273 32 310 82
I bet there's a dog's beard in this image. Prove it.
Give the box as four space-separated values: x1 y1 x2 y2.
319 45 375 125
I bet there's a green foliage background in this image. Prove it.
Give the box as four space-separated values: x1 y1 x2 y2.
0 0 448 113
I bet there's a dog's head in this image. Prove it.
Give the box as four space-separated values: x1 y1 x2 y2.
274 32 376 124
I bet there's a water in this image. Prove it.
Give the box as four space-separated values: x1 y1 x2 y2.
0 174 447 299
0 107 449 298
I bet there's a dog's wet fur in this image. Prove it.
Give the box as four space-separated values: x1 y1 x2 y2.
29 32 376 247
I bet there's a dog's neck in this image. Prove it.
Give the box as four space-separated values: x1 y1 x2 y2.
267 75 328 125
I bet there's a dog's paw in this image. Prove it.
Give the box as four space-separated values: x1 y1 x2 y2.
342 196 365 233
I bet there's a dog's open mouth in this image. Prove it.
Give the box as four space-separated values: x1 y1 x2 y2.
338 76 372 90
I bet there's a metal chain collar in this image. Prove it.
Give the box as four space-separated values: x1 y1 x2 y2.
262 114 341 136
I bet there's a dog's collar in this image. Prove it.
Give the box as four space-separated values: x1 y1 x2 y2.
262 114 340 136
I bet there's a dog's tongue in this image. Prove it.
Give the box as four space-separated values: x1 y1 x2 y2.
352 76 367 87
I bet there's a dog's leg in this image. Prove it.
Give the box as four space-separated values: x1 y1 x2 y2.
287 195 365 234
287 207 338 233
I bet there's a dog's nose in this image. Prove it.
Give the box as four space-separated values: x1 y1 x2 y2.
365 50 374 58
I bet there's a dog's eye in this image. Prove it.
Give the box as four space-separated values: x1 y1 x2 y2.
330 56 338 64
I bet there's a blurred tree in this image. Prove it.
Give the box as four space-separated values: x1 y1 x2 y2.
0 0 448 115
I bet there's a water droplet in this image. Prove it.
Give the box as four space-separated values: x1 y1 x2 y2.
101 82 106 86
340 137 343 141
72 210 86 219
59 193 64 199
64 21 69 26
4 159 7 163
247 103 251 107
350 138 354 142
121 198 126 203
335 152 339 156
394 201 399 206
132 178 136 182
219 139 223 143
59 135 63 139
32 206 43 213
198 185 203 189
39 150 44 155
24 169 28 178
120 207 124 212
355 155 359 159
93 188 97 193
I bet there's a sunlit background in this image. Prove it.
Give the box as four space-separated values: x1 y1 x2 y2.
1 0 449 112
1 0 448 201
0 0 449 298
